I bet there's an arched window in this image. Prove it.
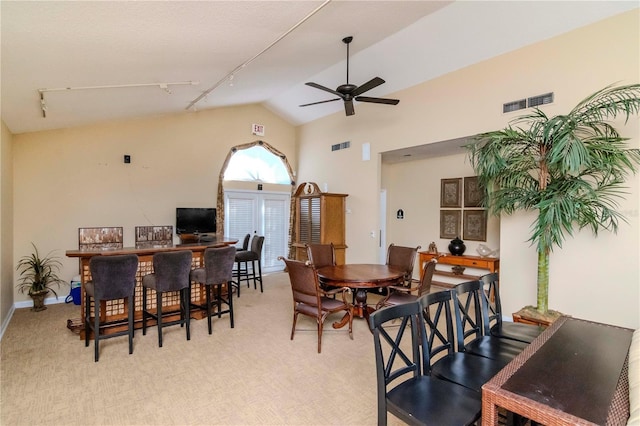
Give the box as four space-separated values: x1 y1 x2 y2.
224 145 290 184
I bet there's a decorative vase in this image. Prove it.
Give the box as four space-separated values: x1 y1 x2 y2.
30 290 49 312
448 237 466 256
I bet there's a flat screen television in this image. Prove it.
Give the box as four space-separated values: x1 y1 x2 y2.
176 207 216 234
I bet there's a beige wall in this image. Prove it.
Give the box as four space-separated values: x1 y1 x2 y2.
5 10 639 330
1 120 14 332
11 104 296 305
297 10 640 328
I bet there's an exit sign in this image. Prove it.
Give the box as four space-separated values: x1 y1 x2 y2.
252 123 265 136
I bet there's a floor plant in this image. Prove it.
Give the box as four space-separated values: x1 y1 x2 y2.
467 83 640 321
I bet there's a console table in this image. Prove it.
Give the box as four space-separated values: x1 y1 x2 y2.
482 316 633 425
66 236 237 339
419 251 499 287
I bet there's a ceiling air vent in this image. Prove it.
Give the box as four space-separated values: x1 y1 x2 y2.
331 141 351 152
528 92 554 108
503 99 527 114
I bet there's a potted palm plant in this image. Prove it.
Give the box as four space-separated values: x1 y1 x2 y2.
467 83 640 324
16 243 66 311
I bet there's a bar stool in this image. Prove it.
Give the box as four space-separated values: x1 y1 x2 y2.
233 235 264 296
190 245 237 333
84 254 138 362
141 250 193 347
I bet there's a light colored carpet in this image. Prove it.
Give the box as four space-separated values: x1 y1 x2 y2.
1 272 409 426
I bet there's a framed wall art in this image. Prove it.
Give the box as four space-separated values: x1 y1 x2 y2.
440 210 461 239
440 178 462 208
464 176 484 207
135 225 173 245
78 227 123 250
463 210 487 241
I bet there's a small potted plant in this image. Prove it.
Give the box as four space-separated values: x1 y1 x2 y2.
16 243 66 311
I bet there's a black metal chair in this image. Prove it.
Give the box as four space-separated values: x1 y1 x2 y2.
233 235 264 296
369 299 481 426
84 254 138 362
453 280 528 365
417 291 506 392
376 257 438 309
190 245 237 334
141 250 193 347
481 273 544 344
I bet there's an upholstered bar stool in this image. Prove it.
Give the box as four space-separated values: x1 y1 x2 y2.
190 245 237 333
141 250 193 347
233 235 264 296
84 254 138 362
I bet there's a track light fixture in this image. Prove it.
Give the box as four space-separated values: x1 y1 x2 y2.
37 81 199 118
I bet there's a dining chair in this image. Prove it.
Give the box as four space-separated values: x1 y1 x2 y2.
141 250 193 347
306 243 336 294
453 280 528 365
385 243 421 287
279 257 353 353
417 291 506 392
84 254 138 362
233 235 264 296
190 245 237 333
376 257 437 309
369 299 481 426
305 243 336 268
480 272 543 344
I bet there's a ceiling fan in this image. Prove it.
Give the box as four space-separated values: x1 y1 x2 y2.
300 36 399 116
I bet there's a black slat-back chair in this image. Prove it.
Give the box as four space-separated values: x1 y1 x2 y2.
369 299 481 426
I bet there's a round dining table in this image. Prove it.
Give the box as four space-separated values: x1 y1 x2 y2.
316 264 405 328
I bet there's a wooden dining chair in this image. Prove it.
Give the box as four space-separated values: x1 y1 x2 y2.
279 257 353 353
480 273 544 344
369 299 481 426
453 280 528 365
417 291 506 392
376 257 437 309
385 243 421 287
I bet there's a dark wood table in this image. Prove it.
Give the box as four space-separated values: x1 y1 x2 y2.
482 316 633 426
316 264 404 327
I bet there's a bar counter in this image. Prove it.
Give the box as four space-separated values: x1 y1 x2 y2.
66 236 238 338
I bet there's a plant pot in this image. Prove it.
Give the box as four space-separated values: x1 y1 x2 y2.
30 290 49 312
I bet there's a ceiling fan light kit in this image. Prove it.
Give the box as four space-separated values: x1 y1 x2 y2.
300 35 399 116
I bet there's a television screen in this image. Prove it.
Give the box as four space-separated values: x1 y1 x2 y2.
176 208 216 234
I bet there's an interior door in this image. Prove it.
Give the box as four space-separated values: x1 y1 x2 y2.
224 190 290 273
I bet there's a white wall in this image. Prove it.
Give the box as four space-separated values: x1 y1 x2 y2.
296 10 640 329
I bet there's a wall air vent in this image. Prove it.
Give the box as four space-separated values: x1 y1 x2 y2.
528 92 554 108
503 99 527 114
331 141 351 152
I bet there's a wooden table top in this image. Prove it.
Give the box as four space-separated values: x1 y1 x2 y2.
316 264 405 288
66 236 238 258
482 316 633 425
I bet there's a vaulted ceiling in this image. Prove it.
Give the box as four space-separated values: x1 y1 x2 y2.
1 1 636 135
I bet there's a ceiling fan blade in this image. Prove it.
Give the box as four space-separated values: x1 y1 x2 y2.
352 77 385 96
299 98 341 107
305 82 344 98
344 100 355 116
355 96 400 105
